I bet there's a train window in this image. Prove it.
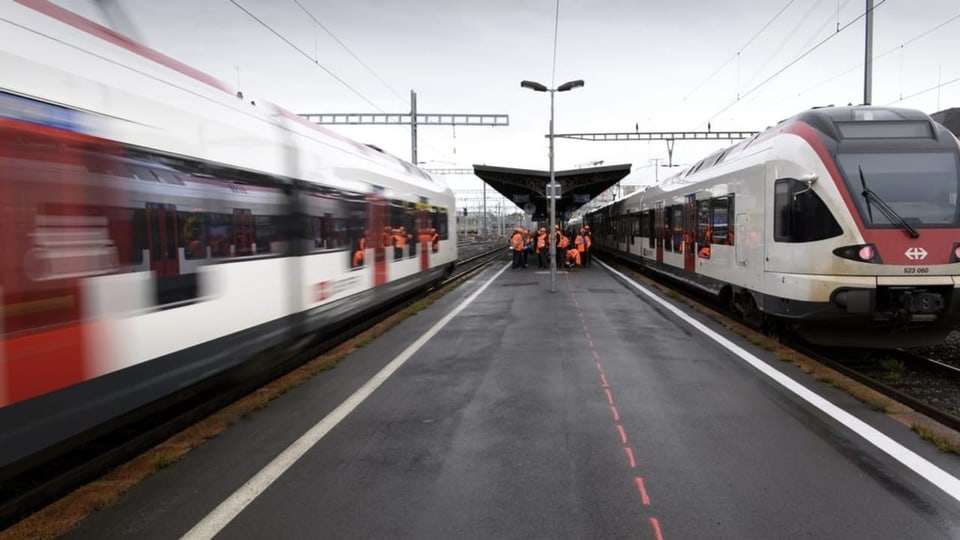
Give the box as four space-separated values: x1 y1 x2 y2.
153 169 185 186
254 214 280 254
836 152 959 227
640 210 651 239
130 165 160 182
774 179 843 242
663 207 672 252
233 209 255 256
711 197 731 245
432 207 449 240
696 199 711 248
645 211 655 248
671 205 683 252
132 208 147 265
180 211 206 259
208 213 233 257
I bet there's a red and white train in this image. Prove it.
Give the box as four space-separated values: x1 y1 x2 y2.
587 104 960 348
0 1 456 473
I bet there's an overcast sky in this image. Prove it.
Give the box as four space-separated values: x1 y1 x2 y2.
53 0 960 194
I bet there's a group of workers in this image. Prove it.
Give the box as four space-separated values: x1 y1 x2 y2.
510 224 592 270
351 226 440 268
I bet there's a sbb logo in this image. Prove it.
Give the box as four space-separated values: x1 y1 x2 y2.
904 247 928 261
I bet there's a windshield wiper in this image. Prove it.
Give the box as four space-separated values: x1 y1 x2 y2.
858 165 919 238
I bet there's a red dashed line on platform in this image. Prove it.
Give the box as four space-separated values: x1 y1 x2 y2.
635 477 651 505
565 273 664 539
650 517 664 540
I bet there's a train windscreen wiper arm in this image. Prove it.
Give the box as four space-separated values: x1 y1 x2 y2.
858 165 919 238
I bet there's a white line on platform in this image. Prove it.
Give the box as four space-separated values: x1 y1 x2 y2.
598 259 960 504
181 262 512 540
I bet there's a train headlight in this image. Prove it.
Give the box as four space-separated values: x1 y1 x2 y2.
832 243 883 264
950 243 960 263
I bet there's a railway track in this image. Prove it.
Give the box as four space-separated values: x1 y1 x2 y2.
785 342 960 434
0 245 505 530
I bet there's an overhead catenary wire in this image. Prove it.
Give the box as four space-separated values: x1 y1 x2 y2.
886 73 960 106
740 0 825 92
229 0 385 112
291 0 407 107
700 0 887 127
732 0 851 114
796 10 960 98
232 0 453 163
680 0 797 103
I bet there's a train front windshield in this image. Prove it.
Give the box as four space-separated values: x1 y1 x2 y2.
835 152 960 227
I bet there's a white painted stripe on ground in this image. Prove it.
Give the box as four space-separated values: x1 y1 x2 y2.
181 262 512 540
598 259 960 504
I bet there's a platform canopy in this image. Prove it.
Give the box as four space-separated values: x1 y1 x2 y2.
472 163 631 223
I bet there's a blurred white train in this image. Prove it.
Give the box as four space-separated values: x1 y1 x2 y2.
587 104 960 348
0 1 456 474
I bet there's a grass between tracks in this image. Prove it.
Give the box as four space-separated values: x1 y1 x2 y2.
615 261 960 455
1 278 464 540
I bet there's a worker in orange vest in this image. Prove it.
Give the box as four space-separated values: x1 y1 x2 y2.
510 226 525 269
536 227 548 268
565 244 581 268
583 226 592 268
556 228 569 268
352 233 366 268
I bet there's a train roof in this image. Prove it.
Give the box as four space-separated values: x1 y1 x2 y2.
0 1 449 202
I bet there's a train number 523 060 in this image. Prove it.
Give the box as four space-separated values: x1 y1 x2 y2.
903 267 930 274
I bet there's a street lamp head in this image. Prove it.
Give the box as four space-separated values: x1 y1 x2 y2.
557 79 585 92
520 80 548 92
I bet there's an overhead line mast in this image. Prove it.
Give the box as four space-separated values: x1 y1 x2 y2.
301 91 509 164
553 131 758 167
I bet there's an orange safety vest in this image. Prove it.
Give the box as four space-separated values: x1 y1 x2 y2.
558 234 569 249
584 234 591 249
511 232 524 251
575 235 585 252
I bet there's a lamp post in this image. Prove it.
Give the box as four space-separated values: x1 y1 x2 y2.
521 78 584 292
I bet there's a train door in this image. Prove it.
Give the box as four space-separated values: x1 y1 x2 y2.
367 193 388 286
417 205 430 271
655 201 664 264
625 214 630 255
146 203 179 276
683 194 696 272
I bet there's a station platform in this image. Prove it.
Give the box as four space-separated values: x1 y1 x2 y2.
65 260 960 539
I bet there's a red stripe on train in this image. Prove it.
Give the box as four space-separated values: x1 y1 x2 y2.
2 323 87 407
15 0 232 94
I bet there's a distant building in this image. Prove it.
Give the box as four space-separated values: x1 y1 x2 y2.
932 108 960 137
